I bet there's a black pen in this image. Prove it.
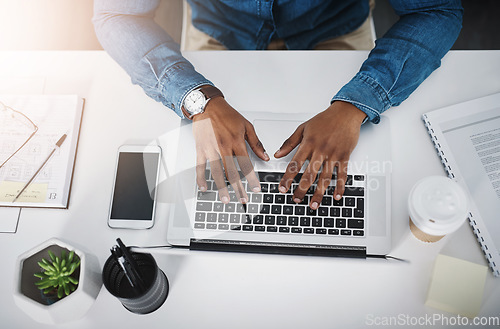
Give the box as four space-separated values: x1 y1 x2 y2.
116 238 147 292
12 133 67 203
110 246 136 288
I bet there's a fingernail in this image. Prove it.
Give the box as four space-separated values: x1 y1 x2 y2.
240 198 247 204
274 148 280 156
222 196 229 204
335 194 341 200
279 186 287 193
252 186 261 192
294 198 301 203
264 152 270 161
311 202 318 209
199 186 207 192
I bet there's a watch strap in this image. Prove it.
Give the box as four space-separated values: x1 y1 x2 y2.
181 105 194 120
199 85 224 100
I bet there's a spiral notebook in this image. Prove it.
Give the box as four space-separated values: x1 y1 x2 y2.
422 92 500 277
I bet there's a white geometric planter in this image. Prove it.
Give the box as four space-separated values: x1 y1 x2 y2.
13 238 102 324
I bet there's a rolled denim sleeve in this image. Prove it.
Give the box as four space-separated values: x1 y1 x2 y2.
92 0 212 118
332 0 463 123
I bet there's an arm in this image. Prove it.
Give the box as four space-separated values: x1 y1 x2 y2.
277 0 463 208
93 0 268 203
92 0 211 117
332 0 464 123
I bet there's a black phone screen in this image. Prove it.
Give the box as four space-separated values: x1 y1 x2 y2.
110 152 159 220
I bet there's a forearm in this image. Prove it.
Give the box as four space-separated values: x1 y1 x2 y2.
92 0 212 117
332 0 463 123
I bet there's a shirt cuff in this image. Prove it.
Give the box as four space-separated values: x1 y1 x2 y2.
331 73 392 124
157 62 213 119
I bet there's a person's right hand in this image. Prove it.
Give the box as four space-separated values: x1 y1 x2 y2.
192 97 269 204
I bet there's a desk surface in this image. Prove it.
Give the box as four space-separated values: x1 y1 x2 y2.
0 50 499 329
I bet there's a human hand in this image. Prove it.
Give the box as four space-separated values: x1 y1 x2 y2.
192 97 269 204
275 101 367 209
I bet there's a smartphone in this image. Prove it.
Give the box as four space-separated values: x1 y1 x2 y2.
108 145 162 229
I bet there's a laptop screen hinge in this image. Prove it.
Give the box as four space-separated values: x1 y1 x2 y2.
189 239 367 258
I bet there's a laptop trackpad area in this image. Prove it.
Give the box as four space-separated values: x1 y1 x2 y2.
251 119 303 172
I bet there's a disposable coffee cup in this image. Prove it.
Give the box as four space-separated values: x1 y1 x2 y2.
408 176 467 243
102 251 169 314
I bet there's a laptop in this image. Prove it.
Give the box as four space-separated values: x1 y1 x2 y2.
167 111 392 257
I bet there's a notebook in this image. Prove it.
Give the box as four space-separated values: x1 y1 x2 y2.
167 111 392 258
0 95 84 209
422 92 500 277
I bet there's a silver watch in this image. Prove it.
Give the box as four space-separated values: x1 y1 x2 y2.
182 86 224 120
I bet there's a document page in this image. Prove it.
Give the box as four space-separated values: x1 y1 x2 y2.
440 108 500 246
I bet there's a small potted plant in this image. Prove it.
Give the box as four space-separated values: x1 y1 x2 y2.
34 249 81 303
13 238 102 324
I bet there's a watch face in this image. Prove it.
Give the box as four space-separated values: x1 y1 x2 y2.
184 90 206 115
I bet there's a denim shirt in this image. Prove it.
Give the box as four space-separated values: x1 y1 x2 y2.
93 0 463 123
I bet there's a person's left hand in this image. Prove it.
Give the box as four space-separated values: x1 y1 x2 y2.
274 101 367 209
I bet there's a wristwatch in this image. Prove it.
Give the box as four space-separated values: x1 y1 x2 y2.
181 85 224 120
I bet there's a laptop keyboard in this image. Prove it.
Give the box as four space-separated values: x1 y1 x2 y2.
194 170 366 237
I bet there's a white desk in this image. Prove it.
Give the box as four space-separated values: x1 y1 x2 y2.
0 50 499 329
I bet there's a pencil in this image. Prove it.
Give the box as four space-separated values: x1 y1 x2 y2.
12 133 67 203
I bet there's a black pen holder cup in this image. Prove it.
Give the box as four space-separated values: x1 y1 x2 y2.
102 251 169 314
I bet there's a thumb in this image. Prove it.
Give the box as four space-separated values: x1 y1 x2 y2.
274 124 304 158
245 122 269 161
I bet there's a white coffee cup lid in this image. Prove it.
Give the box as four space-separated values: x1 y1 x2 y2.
408 176 468 236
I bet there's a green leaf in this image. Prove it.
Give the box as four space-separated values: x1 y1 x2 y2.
36 279 55 290
67 262 79 275
53 260 60 272
68 276 79 285
68 250 74 263
38 261 55 273
57 285 64 299
34 279 46 286
38 282 54 290
48 250 56 262
64 283 70 296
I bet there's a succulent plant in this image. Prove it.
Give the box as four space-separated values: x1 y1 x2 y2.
34 250 80 299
